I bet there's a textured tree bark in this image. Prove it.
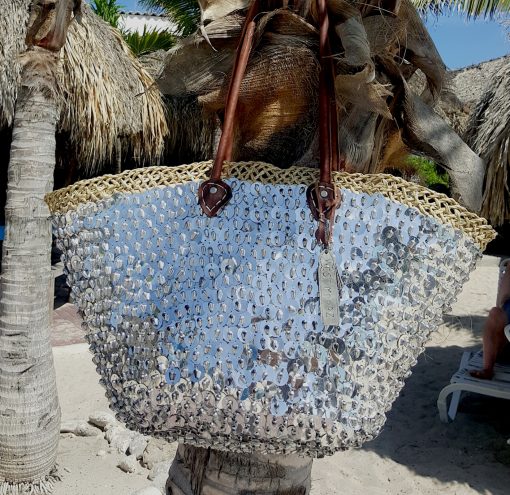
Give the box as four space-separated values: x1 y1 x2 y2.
0 2 79 492
401 90 485 213
166 444 312 495
0 56 61 491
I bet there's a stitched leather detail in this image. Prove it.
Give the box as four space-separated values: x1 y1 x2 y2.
198 179 233 217
307 182 341 246
306 182 340 221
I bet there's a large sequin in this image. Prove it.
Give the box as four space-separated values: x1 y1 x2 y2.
53 180 481 456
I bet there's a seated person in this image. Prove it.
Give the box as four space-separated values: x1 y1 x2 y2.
470 260 510 380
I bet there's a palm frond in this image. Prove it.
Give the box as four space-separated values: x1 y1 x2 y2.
139 0 200 36
411 0 510 18
90 0 124 28
123 26 176 56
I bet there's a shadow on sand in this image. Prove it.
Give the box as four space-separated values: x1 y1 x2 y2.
363 344 510 494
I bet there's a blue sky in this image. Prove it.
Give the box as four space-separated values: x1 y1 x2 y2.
118 0 509 69
425 13 509 68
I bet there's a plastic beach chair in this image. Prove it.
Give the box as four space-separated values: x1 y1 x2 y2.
437 259 510 423
437 348 510 422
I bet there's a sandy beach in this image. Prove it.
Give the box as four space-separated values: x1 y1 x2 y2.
50 255 510 495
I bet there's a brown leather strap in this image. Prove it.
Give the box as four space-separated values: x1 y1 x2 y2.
210 0 260 175
306 0 341 245
318 0 332 184
327 38 341 173
198 0 260 217
199 0 343 233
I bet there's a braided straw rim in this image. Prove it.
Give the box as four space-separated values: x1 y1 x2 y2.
46 161 496 250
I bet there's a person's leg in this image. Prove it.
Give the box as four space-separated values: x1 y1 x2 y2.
497 260 510 308
470 306 508 379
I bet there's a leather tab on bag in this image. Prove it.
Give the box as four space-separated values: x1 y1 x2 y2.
198 179 232 217
306 182 340 221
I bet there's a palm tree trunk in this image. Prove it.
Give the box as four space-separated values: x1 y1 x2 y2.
0 48 62 493
0 2 78 490
166 444 312 495
401 90 485 212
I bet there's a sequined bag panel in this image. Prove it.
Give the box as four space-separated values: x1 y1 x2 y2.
53 178 481 456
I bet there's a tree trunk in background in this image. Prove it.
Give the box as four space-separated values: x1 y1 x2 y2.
0 1 79 492
166 444 312 495
0 50 61 493
401 90 485 212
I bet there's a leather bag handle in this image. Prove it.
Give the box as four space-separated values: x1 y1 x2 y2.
306 0 342 245
198 0 343 246
197 0 260 218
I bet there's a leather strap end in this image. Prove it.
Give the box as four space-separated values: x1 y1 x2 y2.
198 179 233 217
306 182 340 221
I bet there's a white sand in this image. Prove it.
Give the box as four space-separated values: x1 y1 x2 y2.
52 255 510 495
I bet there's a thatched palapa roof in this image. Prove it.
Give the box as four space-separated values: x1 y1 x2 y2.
451 55 510 106
407 55 510 136
0 0 30 128
465 63 510 227
0 2 169 175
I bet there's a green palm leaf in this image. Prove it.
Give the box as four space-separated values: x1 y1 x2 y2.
90 0 124 28
123 25 176 56
139 0 200 36
412 0 510 18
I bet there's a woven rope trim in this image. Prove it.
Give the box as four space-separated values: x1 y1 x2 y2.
46 161 496 250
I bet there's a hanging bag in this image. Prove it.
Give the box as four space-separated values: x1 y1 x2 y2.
47 0 495 456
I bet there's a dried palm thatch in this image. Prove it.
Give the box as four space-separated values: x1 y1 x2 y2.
159 0 486 212
61 4 168 173
0 0 31 127
465 63 510 227
0 2 169 175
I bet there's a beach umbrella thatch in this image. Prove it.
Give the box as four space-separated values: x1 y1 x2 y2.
0 0 31 128
465 63 510 226
0 2 169 175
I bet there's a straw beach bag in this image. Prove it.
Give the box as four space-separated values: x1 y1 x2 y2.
47 0 495 456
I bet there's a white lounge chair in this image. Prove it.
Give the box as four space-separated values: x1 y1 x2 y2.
437 259 510 423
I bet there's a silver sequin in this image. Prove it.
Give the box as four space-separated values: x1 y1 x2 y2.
53 179 481 456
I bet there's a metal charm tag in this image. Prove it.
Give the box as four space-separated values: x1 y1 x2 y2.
318 250 341 327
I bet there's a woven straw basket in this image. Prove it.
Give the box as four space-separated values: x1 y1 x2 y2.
47 160 495 456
